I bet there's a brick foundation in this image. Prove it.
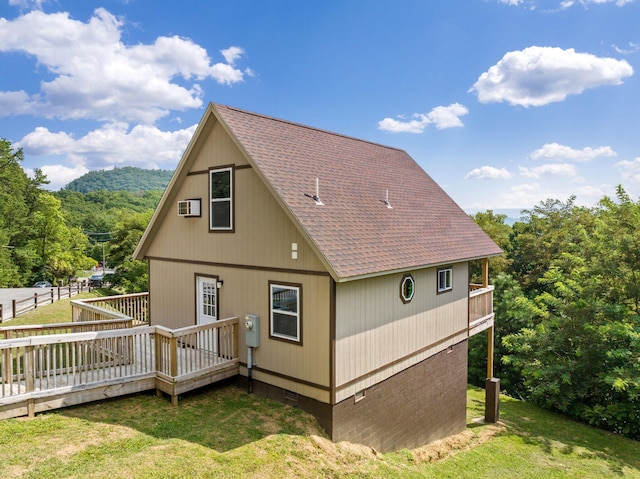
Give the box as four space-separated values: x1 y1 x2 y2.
332 340 468 452
235 340 468 452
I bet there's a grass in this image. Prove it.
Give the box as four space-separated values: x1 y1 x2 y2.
1 299 640 478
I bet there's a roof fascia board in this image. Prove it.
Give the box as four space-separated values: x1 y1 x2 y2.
334 252 504 284
210 104 340 282
133 103 217 260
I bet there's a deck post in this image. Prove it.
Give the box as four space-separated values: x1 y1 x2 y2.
485 377 500 423
487 325 494 379
482 257 500 423
2 349 11 383
169 337 178 377
482 258 489 288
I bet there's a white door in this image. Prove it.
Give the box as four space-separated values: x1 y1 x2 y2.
196 276 218 354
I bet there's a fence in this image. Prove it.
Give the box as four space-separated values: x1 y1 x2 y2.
1 284 88 323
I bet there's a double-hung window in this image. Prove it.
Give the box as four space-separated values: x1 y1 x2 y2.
269 282 301 343
437 267 453 293
209 167 233 231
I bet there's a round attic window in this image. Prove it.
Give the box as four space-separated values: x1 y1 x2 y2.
400 273 415 304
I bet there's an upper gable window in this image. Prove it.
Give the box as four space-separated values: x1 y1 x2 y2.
437 267 453 293
209 167 233 231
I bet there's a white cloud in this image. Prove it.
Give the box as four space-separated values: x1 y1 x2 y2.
530 142 617 161
378 103 468 133
569 0 636 6
465 166 512 180
613 42 639 55
616 157 640 182
25 164 89 191
221 46 245 65
16 122 197 188
8 0 46 8
519 163 577 178
470 46 633 107
498 0 524 4
0 8 249 123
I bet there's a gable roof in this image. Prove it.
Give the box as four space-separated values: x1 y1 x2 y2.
135 103 502 282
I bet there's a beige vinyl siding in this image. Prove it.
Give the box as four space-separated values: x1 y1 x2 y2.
334 263 469 403
145 118 325 274
149 259 331 402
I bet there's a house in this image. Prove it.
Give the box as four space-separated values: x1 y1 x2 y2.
133 103 502 452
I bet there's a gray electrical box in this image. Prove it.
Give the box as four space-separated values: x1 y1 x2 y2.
245 314 260 348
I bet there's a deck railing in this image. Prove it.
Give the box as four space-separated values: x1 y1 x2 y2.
0 318 134 339
0 317 239 419
71 292 149 325
468 284 495 336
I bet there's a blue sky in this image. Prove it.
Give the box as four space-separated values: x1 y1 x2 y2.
0 0 638 212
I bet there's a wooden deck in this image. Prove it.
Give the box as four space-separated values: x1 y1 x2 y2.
0 297 239 419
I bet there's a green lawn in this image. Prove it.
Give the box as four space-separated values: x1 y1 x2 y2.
1 297 639 478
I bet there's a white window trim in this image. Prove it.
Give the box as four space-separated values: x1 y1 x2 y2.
209 167 233 231
438 267 453 293
269 283 301 343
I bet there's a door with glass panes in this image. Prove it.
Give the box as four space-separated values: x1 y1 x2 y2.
196 275 218 355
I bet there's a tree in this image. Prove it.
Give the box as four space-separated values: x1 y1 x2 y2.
0 138 95 286
468 273 539 397
470 210 512 283
502 190 640 439
509 197 596 296
106 210 152 293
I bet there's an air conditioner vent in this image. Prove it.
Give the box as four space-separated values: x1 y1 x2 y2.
177 199 201 217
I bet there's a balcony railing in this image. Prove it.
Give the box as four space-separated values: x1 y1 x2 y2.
468 284 494 336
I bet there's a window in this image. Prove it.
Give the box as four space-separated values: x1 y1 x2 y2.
438 267 453 293
209 167 233 231
270 282 301 343
400 273 415 303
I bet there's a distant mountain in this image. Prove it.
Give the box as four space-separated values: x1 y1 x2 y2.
64 166 174 193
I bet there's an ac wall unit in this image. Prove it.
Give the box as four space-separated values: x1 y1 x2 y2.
177 199 201 217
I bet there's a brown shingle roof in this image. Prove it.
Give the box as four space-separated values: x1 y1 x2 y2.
215 103 501 281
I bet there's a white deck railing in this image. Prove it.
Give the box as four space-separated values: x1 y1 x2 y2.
0 292 238 419
468 284 495 336
71 292 149 325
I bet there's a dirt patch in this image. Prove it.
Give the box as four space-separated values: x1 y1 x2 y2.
411 423 505 463
53 423 138 460
310 434 378 460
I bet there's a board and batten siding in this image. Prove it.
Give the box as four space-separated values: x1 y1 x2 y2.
334 263 469 403
149 260 331 402
144 116 331 402
145 118 326 274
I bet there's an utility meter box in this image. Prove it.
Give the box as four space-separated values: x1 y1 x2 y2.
245 314 260 348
